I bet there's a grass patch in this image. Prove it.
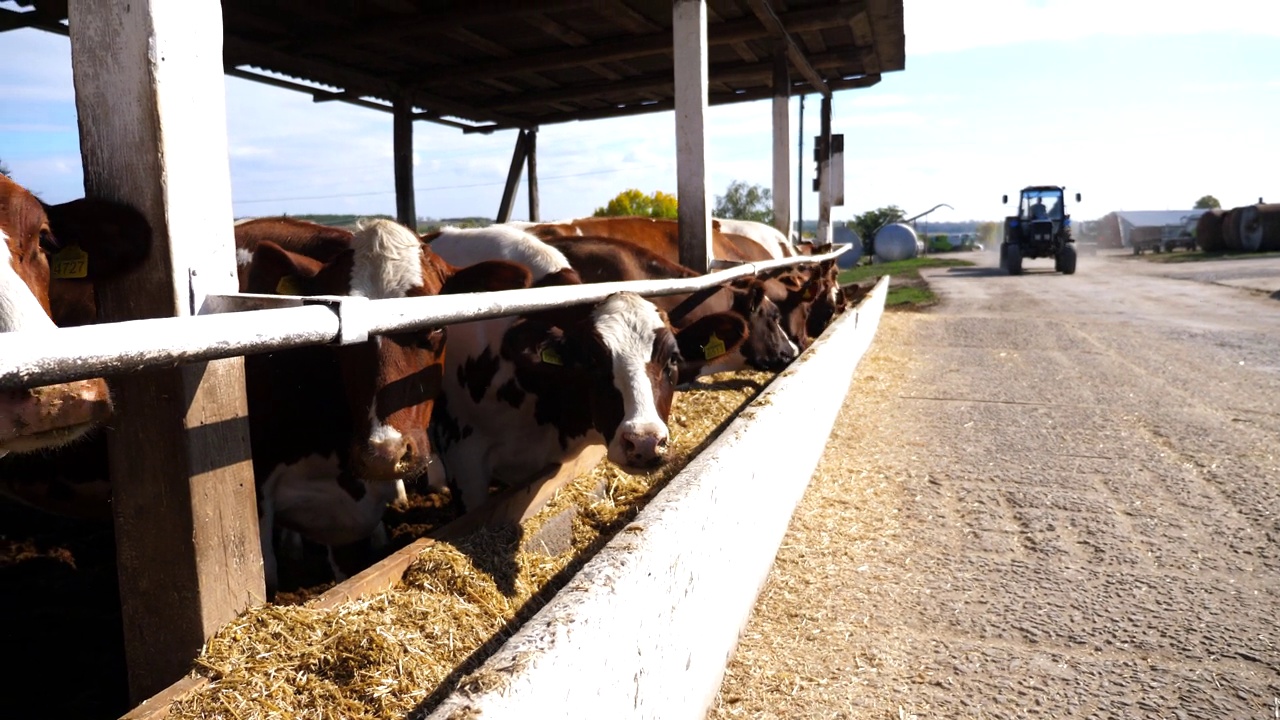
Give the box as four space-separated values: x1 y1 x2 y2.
840 256 974 311
837 256 974 285
1135 249 1280 264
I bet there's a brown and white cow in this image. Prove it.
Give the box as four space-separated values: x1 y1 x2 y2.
239 218 530 590
548 234 798 379
0 177 152 457
522 216 843 347
423 224 748 511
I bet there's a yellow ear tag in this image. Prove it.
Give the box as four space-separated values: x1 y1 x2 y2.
540 347 564 366
275 275 304 295
703 333 726 360
49 244 89 279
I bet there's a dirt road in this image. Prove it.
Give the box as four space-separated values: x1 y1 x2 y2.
712 248 1280 718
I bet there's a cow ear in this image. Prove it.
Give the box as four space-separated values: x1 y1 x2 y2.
502 320 578 370
441 260 531 295
247 240 323 295
675 312 748 366
44 198 153 280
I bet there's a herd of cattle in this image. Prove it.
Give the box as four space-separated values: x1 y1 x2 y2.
1 174 849 593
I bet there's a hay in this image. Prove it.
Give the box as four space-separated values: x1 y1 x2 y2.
167 369 776 720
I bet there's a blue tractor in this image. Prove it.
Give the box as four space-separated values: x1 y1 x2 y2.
1000 186 1080 275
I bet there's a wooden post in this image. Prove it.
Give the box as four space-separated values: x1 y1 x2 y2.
815 94 833 245
527 127 540 222
67 0 264 703
394 95 417 230
771 43 791 242
673 0 711 273
496 129 530 223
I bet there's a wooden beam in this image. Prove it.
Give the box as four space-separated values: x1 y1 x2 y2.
815 94 833 244
464 74 880 133
482 49 862 113
394 95 417 229
66 0 263 703
673 0 711 274
745 0 830 97
771 43 791 240
409 5 864 89
496 129 531 223
527 127 540 222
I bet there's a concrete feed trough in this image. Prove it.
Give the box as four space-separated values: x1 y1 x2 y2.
425 276 889 719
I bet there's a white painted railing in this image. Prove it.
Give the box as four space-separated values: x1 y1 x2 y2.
0 247 848 390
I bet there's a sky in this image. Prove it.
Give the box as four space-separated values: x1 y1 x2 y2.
1 0 1278 226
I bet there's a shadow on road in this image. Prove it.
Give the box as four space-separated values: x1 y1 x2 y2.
941 266 1009 278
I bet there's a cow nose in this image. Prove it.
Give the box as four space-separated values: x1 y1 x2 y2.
363 429 415 481
622 428 669 467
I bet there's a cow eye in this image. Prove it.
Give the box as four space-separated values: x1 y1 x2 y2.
38 228 59 254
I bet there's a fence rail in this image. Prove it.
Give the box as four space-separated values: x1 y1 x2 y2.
0 247 848 390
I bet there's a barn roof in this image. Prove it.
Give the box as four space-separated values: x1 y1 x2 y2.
2 0 904 133
1113 210 1205 228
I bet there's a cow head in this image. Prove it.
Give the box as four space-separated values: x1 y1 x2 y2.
249 220 531 483
0 177 115 455
501 292 746 471
730 278 799 372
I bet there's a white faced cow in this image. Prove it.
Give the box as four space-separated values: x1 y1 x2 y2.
423 225 748 511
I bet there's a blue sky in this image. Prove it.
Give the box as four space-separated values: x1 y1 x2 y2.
1 0 1277 225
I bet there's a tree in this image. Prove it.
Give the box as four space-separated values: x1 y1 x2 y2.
1193 195 1221 210
713 180 773 224
848 205 905 247
593 189 678 218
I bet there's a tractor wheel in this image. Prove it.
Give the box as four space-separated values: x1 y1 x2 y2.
1007 243 1023 275
999 243 1008 269
1056 244 1077 275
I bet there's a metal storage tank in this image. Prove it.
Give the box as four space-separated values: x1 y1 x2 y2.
873 222 919 262
832 224 863 268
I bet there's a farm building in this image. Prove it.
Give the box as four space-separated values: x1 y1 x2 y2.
1091 209 1204 250
0 1 906 718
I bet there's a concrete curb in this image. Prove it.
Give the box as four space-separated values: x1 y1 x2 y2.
426 275 890 720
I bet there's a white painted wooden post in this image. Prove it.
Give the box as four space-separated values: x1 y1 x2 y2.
673 0 711 273
815 94 834 245
771 45 791 242
67 0 264 703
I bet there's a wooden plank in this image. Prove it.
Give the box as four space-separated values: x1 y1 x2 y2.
394 96 417 229
673 0 711 274
311 537 437 609
771 44 791 240
67 0 264 704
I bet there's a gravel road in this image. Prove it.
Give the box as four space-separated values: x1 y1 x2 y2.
711 248 1280 718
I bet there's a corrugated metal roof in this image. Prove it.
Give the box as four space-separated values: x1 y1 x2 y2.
1113 210 1206 228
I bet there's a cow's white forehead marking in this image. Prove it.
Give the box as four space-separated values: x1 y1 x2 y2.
0 229 58 334
592 292 664 360
349 219 424 299
236 247 253 266
593 293 668 441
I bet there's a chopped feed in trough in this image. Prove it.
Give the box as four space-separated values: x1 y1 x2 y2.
164 369 778 720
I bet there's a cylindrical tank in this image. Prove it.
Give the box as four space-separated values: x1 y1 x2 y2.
1221 207 1243 251
1237 203 1280 252
873 223 919 262
832 224 863 268
1195 208 1225 252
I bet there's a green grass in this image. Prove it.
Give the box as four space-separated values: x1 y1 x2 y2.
837 256 975 285
1135 249 1280 264
840 256 975 311
885 286 936 307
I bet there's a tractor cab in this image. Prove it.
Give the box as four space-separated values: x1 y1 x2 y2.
1000 185 1081 275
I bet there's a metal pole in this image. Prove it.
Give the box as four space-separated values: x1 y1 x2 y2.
796 94 804 241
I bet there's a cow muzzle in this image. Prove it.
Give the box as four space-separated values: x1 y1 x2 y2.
0 378 112 454
358 426 422 482
613 423 670 470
